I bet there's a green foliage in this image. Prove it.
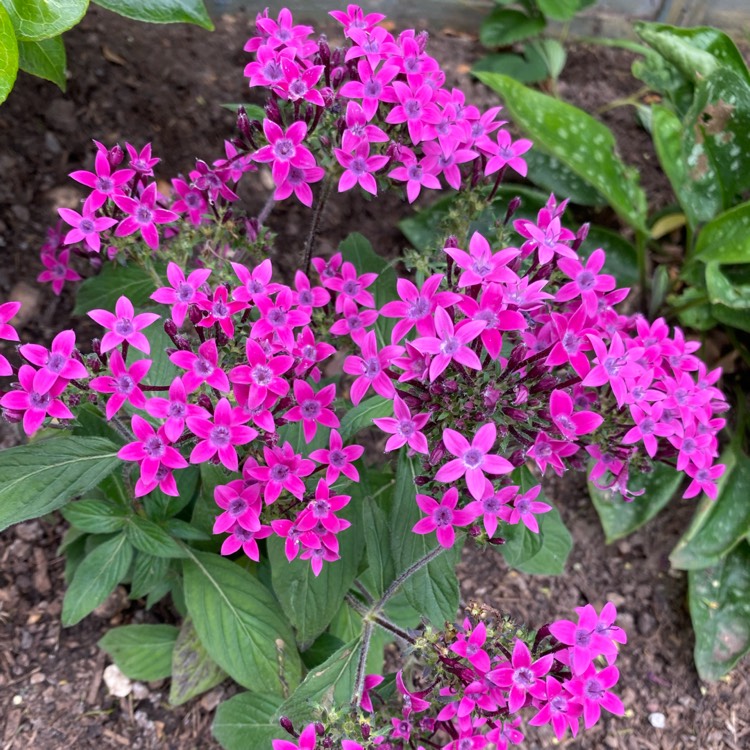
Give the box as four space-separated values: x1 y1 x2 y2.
93 0 213 30
338 395 393 442
18 34 64 88
0 4 19 103
170 616 226 706
98 624 179 681
212 692 284 750
73 262 160 314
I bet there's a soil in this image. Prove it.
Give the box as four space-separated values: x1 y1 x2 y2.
0 5 746 750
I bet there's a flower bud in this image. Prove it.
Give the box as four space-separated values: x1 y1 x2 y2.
488 535 506 546
106 245 118 260
67 393 81 407
442 379 458 393
468 524 482 538
174 335 192 351
91 338 101 357
216 330 230 348
89 255 102 271
330 66 345 89
504 195 522 225
278 716 295 736
2 408 23 424
502 407 528 423
318 35 331 66
416 30 430 53
509 449 526 466
314 722 325 737
197 394 214 414
360 723 370 740
429 441 445 466
331 47 343 67
443 234 459 249
109 143 124 166
513 385 528 405
188 304 203 326
483 386 501 409
265 98 282 125
164 319 178 338
572 221 590 252
414 475 430 487
87 354 101 373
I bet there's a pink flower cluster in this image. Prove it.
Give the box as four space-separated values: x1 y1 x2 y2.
243 6 532 204
273 602 626 748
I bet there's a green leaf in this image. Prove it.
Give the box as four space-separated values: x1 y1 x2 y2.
390 452 460 626
706 262 750 310
631 51 694 117
671 451 750 570
472 49 548 85
338 395 393 442
0 5 19 106
268 493 363 648
651 105 702 228
73 262 157 315
62 532 133 625
537 0 584 21
634 22 750 87
679 69 750 222
220 103 266 121
17 32 64 88
274 638 361 725
480 8 545 48
0 436 120 532
517 506 572 575
143 465 200 520
125 514 187 558
182 549 301 695
577 225 638 288
0 0 87 42
129 552 171 600
474 72 648 233
300 632 346 669
528 38 566 80
590 461 682 543
169 616 226 706
362 474 397 596
212 692 283 750
128 311 175 387
98 624 178 681
689 540 750 681
711 302 750 333
524 149 605 207
339 232 397 346
61 498 127 534
92 0 212 30
695 201 750 265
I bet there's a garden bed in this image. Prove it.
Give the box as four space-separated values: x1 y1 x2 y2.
0 6 748 749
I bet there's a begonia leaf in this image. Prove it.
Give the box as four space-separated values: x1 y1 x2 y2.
695 201 750 265
212 692 283 750
0 436 120 531
183 549 301 694
98 624 178 681
474 71 648 233
17 33 65 89
0 4 18 104
0 0 87 42
705 262 750 310
689 540 750 681
170 616 226 706
93 0 213 30
480 8 545 48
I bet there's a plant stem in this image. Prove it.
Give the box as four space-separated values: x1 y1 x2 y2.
351 619 374 709
635 229 648 313
374 545 446 612
301 176 332 275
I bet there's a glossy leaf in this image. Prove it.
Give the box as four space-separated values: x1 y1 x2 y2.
695 201 750 264
182 549 301 694
0 436 120 531
1 0 87 41
73 261 159 315
590 461 682 543
61 498 127 534
274 638 361 725
170 616 226 706
92 0 213 30
268 493 364 648
390 452 460 627
711 302 750 333
212 692 283 750
0 4 18 104
689 541 750 681
671 451 750 570
480 8 545 48
17 34 64 89
705 262 750 310
631 50 693 117
98 624 178 681
475 72 648 232
62 532 133 626
338 394 392 442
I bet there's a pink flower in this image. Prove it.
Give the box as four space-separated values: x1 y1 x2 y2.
18 329 87 393
126 142 159 175
329 299 379 345
220 523 273 561
113 182 179 250
0 301 21 376
622 403 675 458
309 429 363 484
325 261 377 312
252 120 316 185
339 59 399 119
514 212 576 265
545 306 593 378
373 394 430 454
549 389 603 439
252 7 314 53
296 479 351 535
0 364 73 435
57 208 117 253
342 331 403 405
527 677 582 740
486 717 524 750
499 484 551 533
144 376 202 442
251 287 311 350
556 248 616 316
187 398 258 471
117 415 188 497
292 326 336 382
89 350 151 420
451 620 491 673
422 140 478 189
292 270 330 311
69 149 135 212
171 339 230 393
444 231 519 287
487 639 553 713
564 665 624 729
170 177 208 225
274 163 326 207
284 380 340 442
88 295 160 354
231 258 280 303
413 486 475 548
485 130 533 177
526 433 579 476
248 442 315 504
334 142 390 196
412 306 485 381
465 484 517 539
213 481 262 534
195 285 246 338
346 25 398 69
37 248 82 295
683 462 726 499
360 673 384 712
329 5 386 38
583 333 643 407
229 338 293 407
385 80 442 144
389 156 441 203
341 100 390 152
274 58 325 106
150 262 211 328
272 722 317 750
435 423 513 500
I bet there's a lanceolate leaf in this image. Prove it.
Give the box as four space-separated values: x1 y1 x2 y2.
274 638 362 726
17 34 65 89
1 0 88 42
338 395 393 442
689 541 750 681
0 436 120 532
182 549 301 695
92 0 213 30
170 616 226 706
212 692 283 750
474 72 648 233
62 532 134 626
98 624 178 681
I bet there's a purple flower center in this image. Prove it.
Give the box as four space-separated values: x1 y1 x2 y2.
96 176 114 193
79 218 95 235
273 138 295 160
512 667 535 689
584 677 604 702
270 463 290 482
342 279 360 297
406 163 423 181
363 80 381 98
233 526 254 543
603 356 622 377
228 496 247 516
683 437 697 454
349 156 368 176
462 448 484 469
639 418 655 436
268 308 288 327
176 282 195 302
195 357 214 377
46 352 66 373
29 391 51 410
433 506 453 526
168 401 186 418
404 99 422 119
210 425 231 447
262 60 283 82
577 270 596 291
185 192 202 209
408 297 430 319
301 344 317 361
329 449 347 468
300 399 321 419
252 364 273 386
311 499 330 518
115 375 135 395
440 336 460 356
362 38 380 54
482 496 501 513
575 628 592 647
143 435 165 459
397 419 415 438
364 356 381 378
515 498 531 515
562 331 580 354
135 206 153 225
535 442 552 459
212 300 229 318
289 79 308 99
115 317 134 337
298 289 312 306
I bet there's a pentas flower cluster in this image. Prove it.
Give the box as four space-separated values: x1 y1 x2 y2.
242 5 531 205
273 602 626 748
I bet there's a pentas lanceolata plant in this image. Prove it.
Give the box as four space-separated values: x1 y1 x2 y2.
0 4 731 749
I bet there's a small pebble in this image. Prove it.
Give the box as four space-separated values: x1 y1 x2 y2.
103 664 132 697
649 712 666 729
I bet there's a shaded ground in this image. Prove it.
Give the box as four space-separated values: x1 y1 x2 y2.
0 5 747 749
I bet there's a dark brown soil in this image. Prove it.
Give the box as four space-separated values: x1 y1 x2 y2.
0 6 747 750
